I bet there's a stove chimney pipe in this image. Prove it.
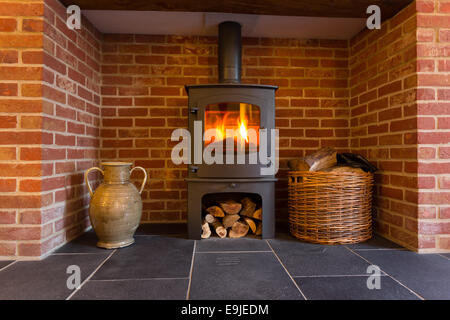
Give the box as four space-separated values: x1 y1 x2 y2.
218 21 242 84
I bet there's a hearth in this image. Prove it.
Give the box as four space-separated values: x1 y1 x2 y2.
185 21 277 239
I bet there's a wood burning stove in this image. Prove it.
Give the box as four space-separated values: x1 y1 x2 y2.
185 21 277 239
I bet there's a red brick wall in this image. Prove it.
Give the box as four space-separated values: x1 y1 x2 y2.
416 0 450 252
0 0 45 258
0 0 102 259
99 35 350 223
348 3 419 250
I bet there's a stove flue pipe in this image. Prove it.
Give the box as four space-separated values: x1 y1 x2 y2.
218 21 242 84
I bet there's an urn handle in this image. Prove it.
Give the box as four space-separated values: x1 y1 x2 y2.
84 167 104 197
130 166 148 194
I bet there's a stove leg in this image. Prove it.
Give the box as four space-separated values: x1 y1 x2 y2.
261 183 275 239
188 185 202 240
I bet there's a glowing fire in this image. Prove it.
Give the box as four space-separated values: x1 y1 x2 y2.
205 103 259 150
239 120 249 143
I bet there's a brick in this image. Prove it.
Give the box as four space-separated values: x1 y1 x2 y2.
0 2 44 16
378 80 402 97
419 221 450 235
0 179 16 192
0 34 42 48
21 83 42 97
0 66 42 80
390 118 417 132
0 147 16 160
103 118 133 127
0 194 51 209
0 50 18 63
0 18 16 32
22 19 44 32
418 74 450 86
0 115 16 128
418 132 450 144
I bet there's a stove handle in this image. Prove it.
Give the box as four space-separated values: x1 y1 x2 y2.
190 166 198 173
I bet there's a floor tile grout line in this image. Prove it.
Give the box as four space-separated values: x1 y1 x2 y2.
52 252 110 256
344 246 425 300
90 277 190 282
195 250 273 254
185 240 197 301
292 274 390 278
265 240 307 300
352 248 406 251
437 253 450 261
65 249 117 300
0 260 17 272
134 233 185 237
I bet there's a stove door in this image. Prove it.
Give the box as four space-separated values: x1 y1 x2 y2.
188 87 275 179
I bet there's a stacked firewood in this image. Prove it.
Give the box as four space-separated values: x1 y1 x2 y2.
201 197 262 239
288 147 365 174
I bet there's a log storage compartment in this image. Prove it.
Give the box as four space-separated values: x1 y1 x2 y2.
202 193 263 239
288 171 374 244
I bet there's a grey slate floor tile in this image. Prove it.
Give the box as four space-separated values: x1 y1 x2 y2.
196 237 270 252
0 261 13 269
54 230 107 254
72 278 189 300
345 235 403 250
189 252 304 300
295 275 419 300
92 236 194 280
135 223 187 236
268 234 372 276
0 254 109 300
357 250 450 300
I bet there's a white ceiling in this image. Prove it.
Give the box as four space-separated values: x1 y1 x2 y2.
83 10 366 39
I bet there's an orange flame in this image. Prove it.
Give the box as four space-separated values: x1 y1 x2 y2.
239 119 249 143
204 103 259 149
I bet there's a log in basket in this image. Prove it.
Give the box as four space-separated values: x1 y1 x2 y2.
288 171 374 245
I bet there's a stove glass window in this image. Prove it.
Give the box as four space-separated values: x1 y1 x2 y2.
204 102 260 152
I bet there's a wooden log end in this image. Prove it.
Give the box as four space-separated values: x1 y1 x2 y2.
219 200 242 215
201 220 211 239
206 205 225 217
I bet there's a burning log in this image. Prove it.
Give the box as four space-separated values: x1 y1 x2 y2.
239 197 256 217
229 220 249 238
222 214 240 228
219 200 242 215
206 205 225 217
201 220 211 239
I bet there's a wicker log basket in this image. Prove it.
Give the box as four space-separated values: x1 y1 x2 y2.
288 170 374 245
